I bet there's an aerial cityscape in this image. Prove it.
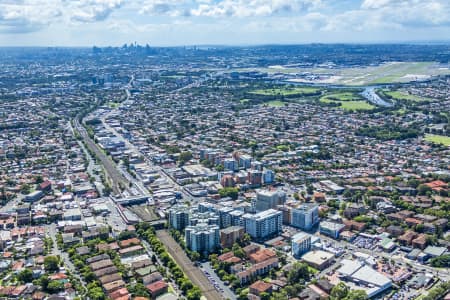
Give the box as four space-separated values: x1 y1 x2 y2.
1 1 450 300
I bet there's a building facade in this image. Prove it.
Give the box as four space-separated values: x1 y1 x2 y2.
292 232 312 257
291 203 319 230
243 209 282 239
168 204 190 230
255 189 286 212
185 223 220 254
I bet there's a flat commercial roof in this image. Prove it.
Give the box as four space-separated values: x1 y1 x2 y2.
424 246 447 257
352 265 391 287
338 259 391 287
338 259 362 276
301 250 334 265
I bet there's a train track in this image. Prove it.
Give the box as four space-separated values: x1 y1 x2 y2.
73 119 129 194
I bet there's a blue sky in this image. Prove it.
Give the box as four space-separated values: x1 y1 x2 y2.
0 0 449 46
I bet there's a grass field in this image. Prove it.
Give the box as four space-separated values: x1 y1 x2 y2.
425 134 450 146
250 86 322 96
383 90 429 102
266 100 286 107
321 92 364 101
320 91 374 110
108 102 120 108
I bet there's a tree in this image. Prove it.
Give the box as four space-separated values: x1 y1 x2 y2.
232 243 245 259
44 256 60 272
180 278 193 292
20 183 31 194
179 151 193 165
238 289 248 300
418 184 432 195
430 254 450 268
239 233 252 246
345 290 368 300
190 251 200 261
128 283 150 297
88 287 106 300
187 286 202 300
330 282 349 300
17 268 33 283
287 262 310 284
46 280 64 293
218 187 239 200
118 230 137 240
35 175 44 184
260 292 270 300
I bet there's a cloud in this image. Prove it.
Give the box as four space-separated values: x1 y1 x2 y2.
0 0 124 33
70 0 123 23
0 0 62 33
0 0 449 38
189 0 322 17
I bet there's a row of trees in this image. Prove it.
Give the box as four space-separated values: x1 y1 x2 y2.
136 223 202 300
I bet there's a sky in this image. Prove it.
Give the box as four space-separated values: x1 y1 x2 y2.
0 0 449 46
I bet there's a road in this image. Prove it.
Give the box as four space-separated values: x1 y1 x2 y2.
156 230 224 300
73 118 129 194
141 239 183 298
362 87 393 107
46 224 87 293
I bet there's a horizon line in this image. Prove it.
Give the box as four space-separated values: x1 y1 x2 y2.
1 40 450 49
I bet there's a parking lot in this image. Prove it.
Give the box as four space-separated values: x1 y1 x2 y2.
200 262 237 300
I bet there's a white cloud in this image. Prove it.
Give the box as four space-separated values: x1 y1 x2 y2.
0 0 62 33
189 0 322 17
70 0 123 23
0 0 449 40
361 0 392 10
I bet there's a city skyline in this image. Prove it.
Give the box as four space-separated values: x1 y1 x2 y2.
0 0 450 46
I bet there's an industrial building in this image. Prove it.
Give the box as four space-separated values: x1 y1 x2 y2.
337 259 392 298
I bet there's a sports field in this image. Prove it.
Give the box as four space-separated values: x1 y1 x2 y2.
266 100 286 107
320 91 375 110
383 90 429 102
425 134 450 146
249 86 322 96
